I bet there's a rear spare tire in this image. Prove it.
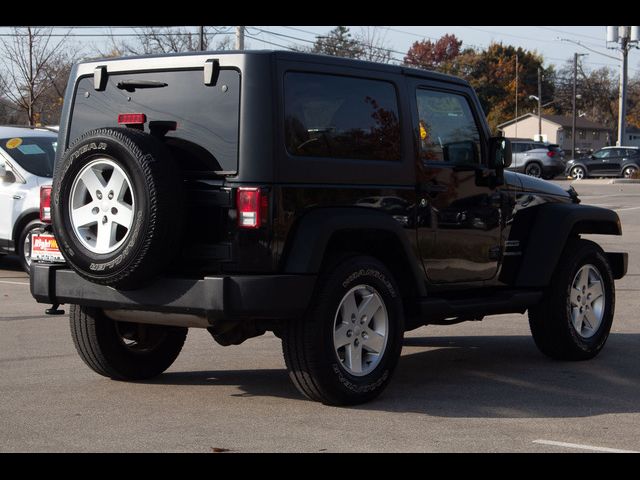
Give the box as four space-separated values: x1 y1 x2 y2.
52 127 182 290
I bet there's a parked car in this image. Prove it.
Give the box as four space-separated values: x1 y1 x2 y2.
0 126 57 272
30 51 626 406
566 146 640 179
507 139 566 179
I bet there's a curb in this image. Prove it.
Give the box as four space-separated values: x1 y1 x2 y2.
609 179 640 184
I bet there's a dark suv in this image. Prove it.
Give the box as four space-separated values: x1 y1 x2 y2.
30 51 627 406
566 146 640 179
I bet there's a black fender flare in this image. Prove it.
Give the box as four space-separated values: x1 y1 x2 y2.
514 203 621 287
282 207 427 296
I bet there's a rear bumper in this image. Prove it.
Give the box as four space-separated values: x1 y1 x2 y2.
542 163 566 177
30 263 316 324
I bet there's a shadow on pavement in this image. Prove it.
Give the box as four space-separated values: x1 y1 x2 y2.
147 332 640 418
0 255 23 273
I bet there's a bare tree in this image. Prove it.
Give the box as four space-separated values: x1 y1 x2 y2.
355 27 393 64
102 26 234 57
0 26 72 125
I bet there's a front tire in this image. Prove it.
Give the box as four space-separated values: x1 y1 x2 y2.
528 239 614 360
570 165 586 180
70 305 187 380
281 256 404 406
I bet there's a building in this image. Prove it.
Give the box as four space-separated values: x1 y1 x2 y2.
624 126 640 147
497 113 611 156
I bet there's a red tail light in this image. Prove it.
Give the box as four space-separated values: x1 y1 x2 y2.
117 113 147 125
237 187 268 229
40 186 52 223
547 150 556 157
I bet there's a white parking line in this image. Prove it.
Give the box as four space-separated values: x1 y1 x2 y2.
533 440 639 453
614 206 640 212
0 280 29 286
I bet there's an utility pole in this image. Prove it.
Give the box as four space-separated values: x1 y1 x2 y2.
199 26 204 51
537 67 542 137
235 26 245 51
571 53 588 160
607 26 640 146
514 54 518 138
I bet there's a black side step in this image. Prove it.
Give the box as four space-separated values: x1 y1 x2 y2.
417 290 543 324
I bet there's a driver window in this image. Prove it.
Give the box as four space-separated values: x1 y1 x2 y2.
416 89 481 165
593 150 609 159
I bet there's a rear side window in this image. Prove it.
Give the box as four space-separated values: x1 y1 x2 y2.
69 69 240 174
284 72 400 161
1 136 57 177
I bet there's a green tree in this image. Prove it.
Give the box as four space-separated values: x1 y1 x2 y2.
312 26 363 59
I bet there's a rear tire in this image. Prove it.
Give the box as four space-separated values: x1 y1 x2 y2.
281 256 404 405
17 219 42 274
69 305 187 380
528 239 614 360
525 162 542 178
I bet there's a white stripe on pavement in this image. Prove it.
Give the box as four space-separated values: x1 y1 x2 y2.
0 280 29 286
533 440 639 453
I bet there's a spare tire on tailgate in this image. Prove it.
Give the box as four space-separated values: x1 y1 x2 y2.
52 127 182 290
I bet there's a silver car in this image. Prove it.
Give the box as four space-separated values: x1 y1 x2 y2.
508 139 566 179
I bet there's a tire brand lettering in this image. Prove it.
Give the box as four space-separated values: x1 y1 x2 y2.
343 268 396 297
332 363 389 393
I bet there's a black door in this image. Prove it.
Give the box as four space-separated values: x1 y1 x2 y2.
412 85 502 284
587 149 613 175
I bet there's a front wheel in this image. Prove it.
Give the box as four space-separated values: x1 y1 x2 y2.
528 239 614 360
281 256 404 405
70 305 187 380
570 165 586 180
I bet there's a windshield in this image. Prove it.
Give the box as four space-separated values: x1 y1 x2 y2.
1 135 57 177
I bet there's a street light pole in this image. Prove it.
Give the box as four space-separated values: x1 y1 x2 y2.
607 26 640 146
537 67 542 137
572 53 588 160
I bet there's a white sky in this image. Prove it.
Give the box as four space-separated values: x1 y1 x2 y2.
0 26 637 74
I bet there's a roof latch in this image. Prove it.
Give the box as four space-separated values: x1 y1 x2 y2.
94 66 108 91
204 59 220 87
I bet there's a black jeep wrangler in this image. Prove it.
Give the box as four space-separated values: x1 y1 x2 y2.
31 51 628 406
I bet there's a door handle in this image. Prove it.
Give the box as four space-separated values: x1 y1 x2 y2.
12 195 23 200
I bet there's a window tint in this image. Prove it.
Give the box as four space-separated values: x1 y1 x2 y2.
70 69 240 174
512 143 525 153
284 72 400 161
593 150 609 159
1 135 57 177
416 89 481 165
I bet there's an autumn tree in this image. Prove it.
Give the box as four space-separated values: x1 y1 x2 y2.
0 26 72 125
403 34 463 73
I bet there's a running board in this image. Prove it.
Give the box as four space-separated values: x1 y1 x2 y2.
417 290 543 325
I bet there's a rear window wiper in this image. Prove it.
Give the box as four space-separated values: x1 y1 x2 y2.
116 80 168 92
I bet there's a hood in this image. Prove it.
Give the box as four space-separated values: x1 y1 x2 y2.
513 172 571 199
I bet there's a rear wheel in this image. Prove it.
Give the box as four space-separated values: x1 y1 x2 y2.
69 305 187 380
622 165 638 179
528 239 614 360
525 162 542 178
17 219 43 274
281 256 404 405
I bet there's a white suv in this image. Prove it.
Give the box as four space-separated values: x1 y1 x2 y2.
0 126 58 272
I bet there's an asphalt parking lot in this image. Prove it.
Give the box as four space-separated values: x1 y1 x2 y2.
1 179 639 453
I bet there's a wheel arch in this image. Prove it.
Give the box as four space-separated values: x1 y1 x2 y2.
281 207 427 299
513 203 621 287
12 209 41 252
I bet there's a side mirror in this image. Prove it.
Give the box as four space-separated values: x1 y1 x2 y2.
489 136 512 170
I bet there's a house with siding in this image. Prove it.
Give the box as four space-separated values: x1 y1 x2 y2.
497 113 612 155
